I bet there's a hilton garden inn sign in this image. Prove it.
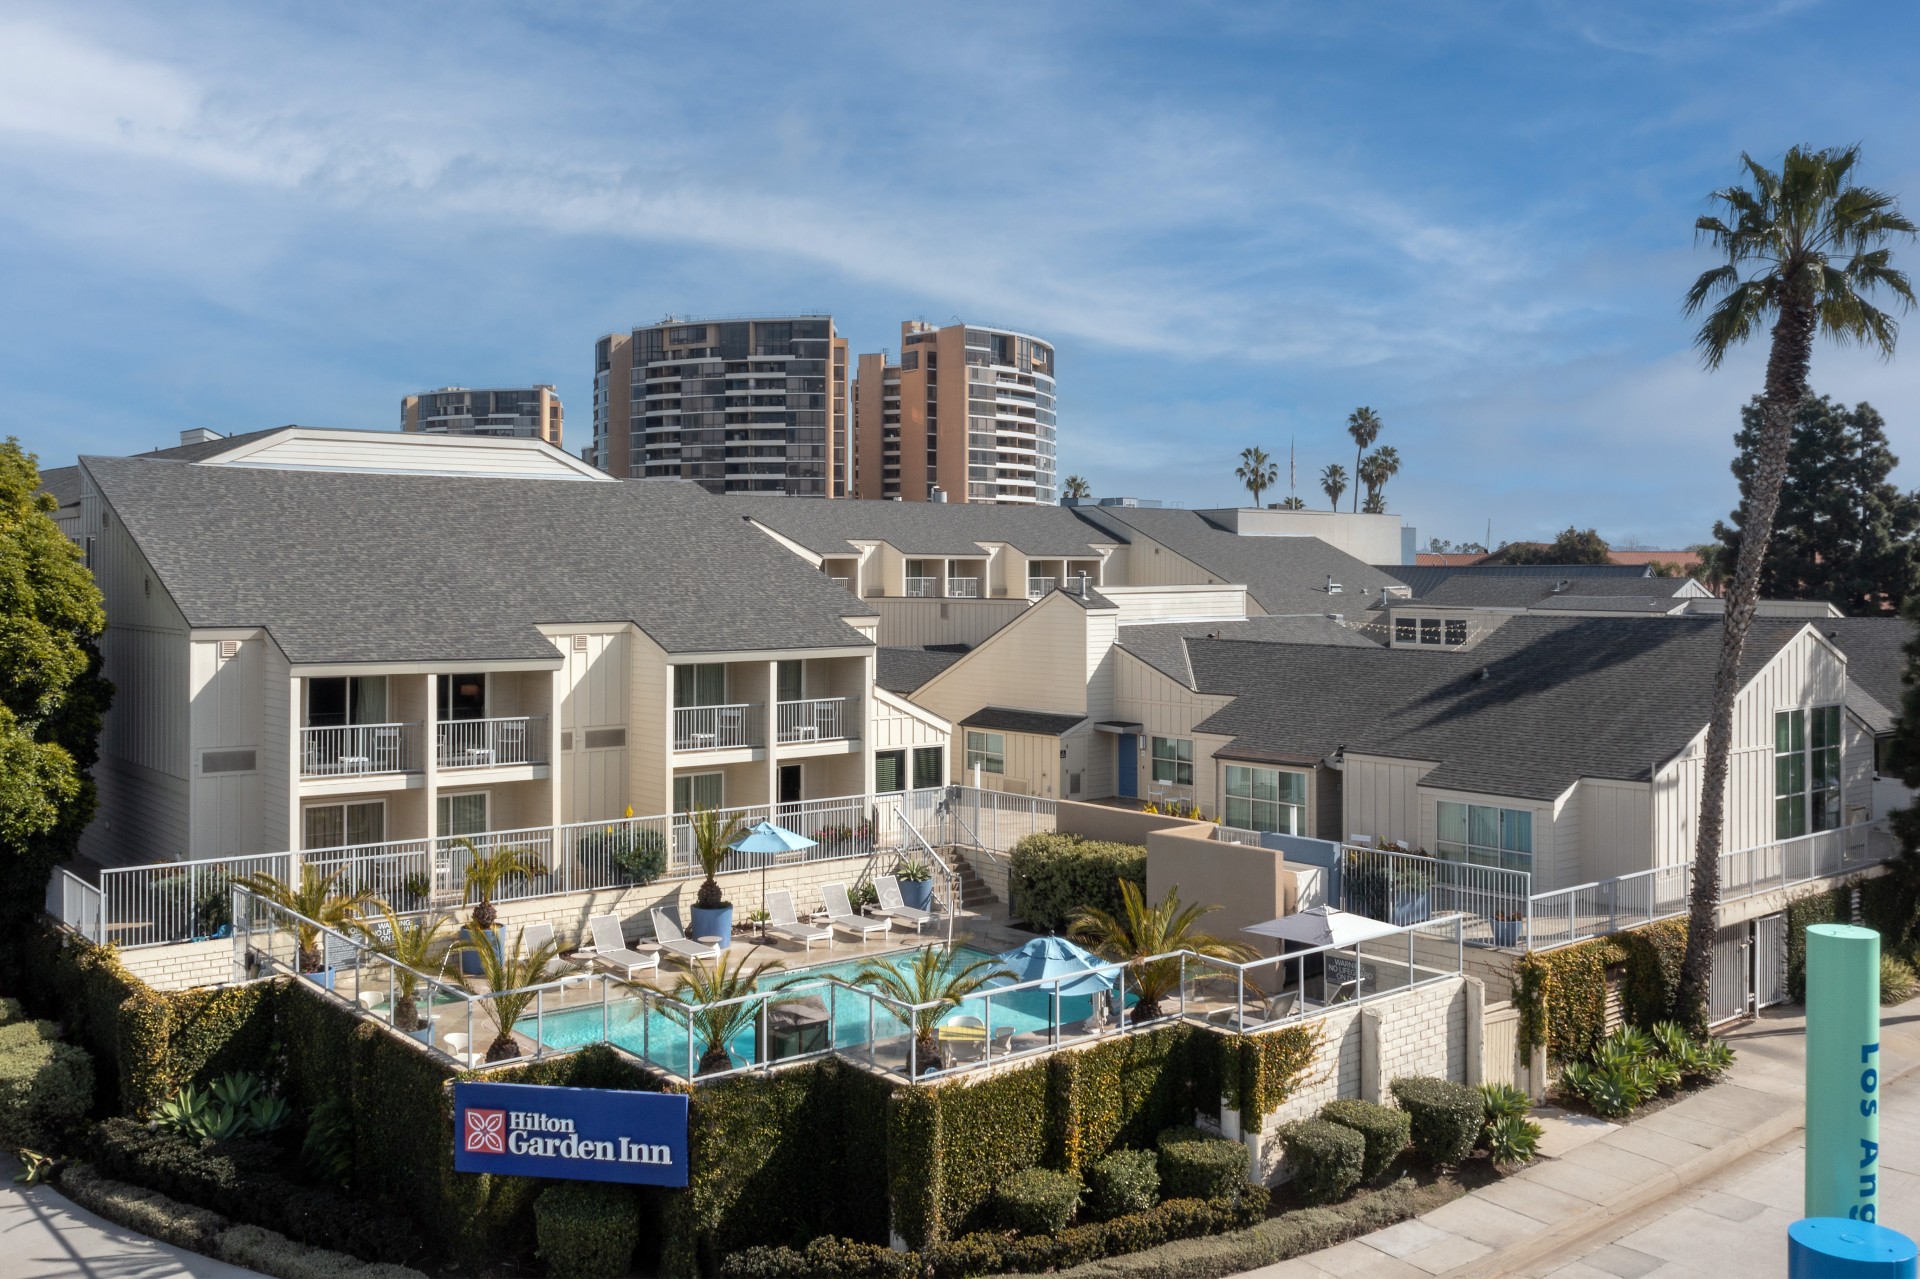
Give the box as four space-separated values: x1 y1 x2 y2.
453 1081 689 1187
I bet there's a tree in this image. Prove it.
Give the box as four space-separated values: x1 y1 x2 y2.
1714 394 1920 615
690 806 747 911
461 925 565 1062
1497 527 1613 565
1879 601 1920 956
665 947 791 1074
854 944 1013 1075
1061 475 1092 502
1235 447 1278 507
1358 445 1400 514
1673 145 1915 1030
1278 495 1306 510
1069 880 1253 1021
1429 538 1455 554
456 838 544 930
1319 463 1347 512
357 907 460 1031
0 441 111 920
1346 408 1382 512
1686 542 1730 593
234 867 376 974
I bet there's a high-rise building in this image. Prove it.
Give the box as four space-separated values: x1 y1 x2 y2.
852 321 1056 504
591 315 850 495
401 386 563 447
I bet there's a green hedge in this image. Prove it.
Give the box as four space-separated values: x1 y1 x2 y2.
1232 1026 1320 1126
1008 833 1147 931
1277 1119 1363 1205
1318 1099 1409 1183
1156 1127 1249 1202
1087 1149 1160 1219
929 1193 1264 1278
996 1166 1083 1234
534 1183 640 1279
1514 918 1688 1062
1387 1078 1480 1168
0 1018 92 1149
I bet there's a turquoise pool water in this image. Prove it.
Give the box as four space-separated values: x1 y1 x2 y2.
529 944 1104 1074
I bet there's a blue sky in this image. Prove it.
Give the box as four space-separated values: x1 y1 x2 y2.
5 1 1918 550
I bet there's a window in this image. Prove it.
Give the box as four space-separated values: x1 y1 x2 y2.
1151 737 1193 786
308 676 388 727
1776 706 1842 838
674 664 725 707
1445 619 1468 646
912 746 945 789
1394 618 1416 643
1420 619 1441 645
437 674 485 721
1435 801 1533 873
875 750 905 793
1224 765 1306 835
776 660 803 703
965 731 1006 775
304 801 384 850
672 773 722 813
436 792 487 837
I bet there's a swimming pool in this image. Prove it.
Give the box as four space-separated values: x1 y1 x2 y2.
530 944 1106 1075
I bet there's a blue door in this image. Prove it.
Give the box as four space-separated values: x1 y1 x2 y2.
1117 734 1138 798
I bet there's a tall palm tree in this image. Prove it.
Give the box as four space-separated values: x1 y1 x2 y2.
854 945 1014 1074
689 806 748 910
235 866 377 973
461 925 565 1062
1359 445 1400 511
1686 542 1730 594
1319 463 1348 512
356 907 460 1031
1674 145 1914 1027
1279 495 1306 510
455 838 545 930
661 948 790 1075
1346 408 1382 512
1069 881 1254 1020
1235 447 1278 507
1062 474 1092 501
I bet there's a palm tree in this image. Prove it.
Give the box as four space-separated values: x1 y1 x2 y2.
1359 445 1400 511
455 838 545 930
356 907 460 1031
689 806 748 911
1673 145 1914 1027
1069 881 1254 1021
1279 495 1306 510
461 925 565 1062
1319 463 1348 512
1235 447 1278 507
662 948 790 1075
854 945 1014 1074
1062 475 1092 502
235 866 377 974
1686 542 1729 594
1346 407 1382 512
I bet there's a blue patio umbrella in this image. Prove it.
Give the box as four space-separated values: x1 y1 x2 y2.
991 936 1115 998
730 822 818 916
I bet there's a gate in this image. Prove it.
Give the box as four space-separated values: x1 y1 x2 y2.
1709 924 1752 1026
1754 913 1789 1009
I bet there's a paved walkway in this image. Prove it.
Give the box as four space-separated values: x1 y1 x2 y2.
0 1156 264 1279
1241 998 1920 1279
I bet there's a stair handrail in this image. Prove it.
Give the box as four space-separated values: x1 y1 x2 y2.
895 804 960 947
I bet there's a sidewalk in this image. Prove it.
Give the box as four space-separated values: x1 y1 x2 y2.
1240 999 1920 1279
0 1155 264 1279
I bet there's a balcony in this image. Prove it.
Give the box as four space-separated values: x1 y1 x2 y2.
776 697 858 744
301 723 422 778
674 704 760 751
947 577 980 598
905 576 938 598
437 716 549 769
1027 576 1056 599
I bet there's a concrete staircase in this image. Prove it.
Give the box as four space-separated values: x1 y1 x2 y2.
945 849 1000 914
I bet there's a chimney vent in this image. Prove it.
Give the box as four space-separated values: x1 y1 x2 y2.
930 486 948 503
179 427 222 447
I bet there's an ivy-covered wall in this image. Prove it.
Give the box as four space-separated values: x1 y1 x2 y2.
1514 918 1687 1061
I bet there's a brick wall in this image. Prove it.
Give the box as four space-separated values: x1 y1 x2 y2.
120 937 235 992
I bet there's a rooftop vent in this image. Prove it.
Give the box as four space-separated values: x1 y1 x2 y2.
179 427 223 446
930 486 948 504
1552 579 1571 593
1326 575 1343 595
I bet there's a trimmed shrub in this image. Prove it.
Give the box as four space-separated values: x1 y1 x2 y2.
1882 955 1918 1006
722 1237 921 1279
1155 1127 1249 1202
1388 1078 1481 1168
218 1224 430 1279
1319 1099 1409 1183
1279 1119 1364 1205
927 1191 1265 1278
0 1033 94 1149
57 1162 230 1254
1007 833 1147 931
1087 1148 1161 1219
0 997 22 1023
0 1020 62 1054
996 1166 1082 1234
533 1183 639 1279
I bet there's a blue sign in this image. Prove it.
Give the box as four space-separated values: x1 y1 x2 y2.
453 1081 689 1187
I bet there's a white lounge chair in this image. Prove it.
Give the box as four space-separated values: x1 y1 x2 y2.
872 875 936 933
764 890 831 952
584 914 659 980
650 908 723 964
519 922 587 982
820 883 889 946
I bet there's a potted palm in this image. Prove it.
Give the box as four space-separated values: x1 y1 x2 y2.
235 866 377 988
460 925 565 1063
688 807 747 950
1070 880 1254 1021
894 856 935 912
854 945 1013 1076
356 906 460 1040
659 948 790 1075
455 838 545 974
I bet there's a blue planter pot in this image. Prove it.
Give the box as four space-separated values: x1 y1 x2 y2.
690 904 734 951
305 968 336 991
1490 919 1523 948
459 926 503 975
899 878 934 912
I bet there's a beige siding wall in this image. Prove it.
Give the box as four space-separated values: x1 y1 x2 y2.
1107 650 1233 808
188 634 265 857
872 690 950 753
554 628 631 824
1340 755 1431 847
1577 778 1653 883
1106 531 1226 588
260 637 293 852
1102 586 1251 622
871 598 1027 647
1843 714 1875 825
628 629 671 818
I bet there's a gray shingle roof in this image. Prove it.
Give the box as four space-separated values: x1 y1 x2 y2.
138 426 306 462
38 465 80 510
1818 616 1914 716
961 707 1087 736
1413 574 1689 609
1385 563 1650 598
876 645 969 693
1071 506 1409 617
1187 615 1813 800
725 496 1120 558
1117 616 1381 689
1527 594 1684 614
83 455 876 664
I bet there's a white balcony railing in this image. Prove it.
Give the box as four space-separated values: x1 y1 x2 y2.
1026 576 1056 598
947 577 980 598
673 703 759 751
905 576 938 598
436 716 548 769
301 723 421 777
776 696 857 744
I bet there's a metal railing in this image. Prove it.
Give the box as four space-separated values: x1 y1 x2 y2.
1026 577 1055 598
46 868 103 944
893 804 961 946
1213 825 1265 846
776 697 856 743
437 716 548 768
940 786 1058 852
1339 845 1530 948
905 576 938 598
98 851 292 949
947 577 980 598
673 704 758 751
301 723 422 777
